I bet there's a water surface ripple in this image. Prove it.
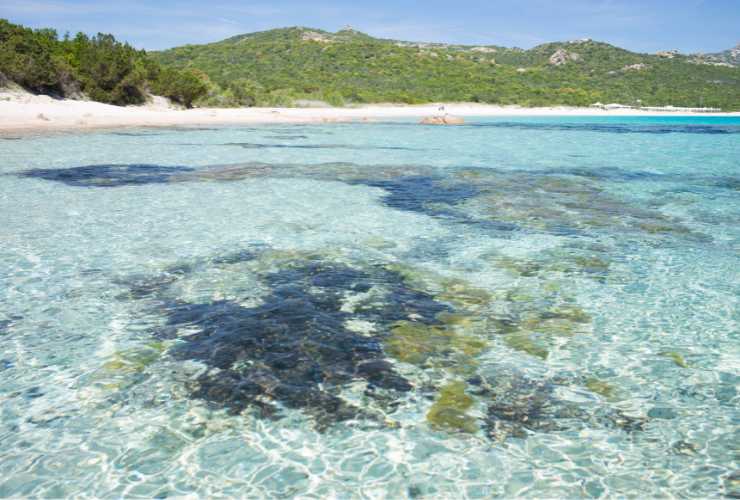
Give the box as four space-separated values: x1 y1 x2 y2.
1 117 739 498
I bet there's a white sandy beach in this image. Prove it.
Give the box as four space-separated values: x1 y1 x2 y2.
1 89 738 134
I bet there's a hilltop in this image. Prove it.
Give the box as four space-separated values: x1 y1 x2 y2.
152 27 740 110
696 43 740 67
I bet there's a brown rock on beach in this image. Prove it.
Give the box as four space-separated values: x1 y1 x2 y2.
420 115 465 125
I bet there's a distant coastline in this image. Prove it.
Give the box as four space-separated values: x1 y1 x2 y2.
2 91 738 135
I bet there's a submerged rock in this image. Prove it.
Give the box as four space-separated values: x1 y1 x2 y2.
585 378 616 399
386 320 486 368
426 381 478 433
503 331 550 360
479 374 645 440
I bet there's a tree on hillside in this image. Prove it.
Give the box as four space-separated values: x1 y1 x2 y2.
0 20 64 94
65 33 147 104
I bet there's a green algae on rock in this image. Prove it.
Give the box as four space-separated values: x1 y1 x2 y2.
503 331 549 360
426 381 478 433
435 278 493 310
386 320 487 367
660 351 689 368
102 342 167 374
491 252 611 283
491 301 591 359
585 378 616 399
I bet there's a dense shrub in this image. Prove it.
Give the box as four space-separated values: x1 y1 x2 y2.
66 33 147 104
0 19 212 107
0 21 64 94
151 67 208 107
228 78 263 106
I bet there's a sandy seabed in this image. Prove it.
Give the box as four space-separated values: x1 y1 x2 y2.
1 90 738 134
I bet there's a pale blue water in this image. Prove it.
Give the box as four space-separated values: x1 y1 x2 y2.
0 117 739 498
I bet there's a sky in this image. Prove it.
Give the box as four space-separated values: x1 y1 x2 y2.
1 0 738 53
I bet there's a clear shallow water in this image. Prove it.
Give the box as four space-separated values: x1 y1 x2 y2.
1 116 739 498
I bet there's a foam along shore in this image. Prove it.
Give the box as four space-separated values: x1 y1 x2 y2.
1 90 738 134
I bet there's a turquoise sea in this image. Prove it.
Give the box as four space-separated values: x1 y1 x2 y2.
1 116 739 498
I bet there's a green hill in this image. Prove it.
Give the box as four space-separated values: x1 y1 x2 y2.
152 27 740 110
2 20 738 110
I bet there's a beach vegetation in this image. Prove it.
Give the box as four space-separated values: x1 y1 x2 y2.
0 19 208 106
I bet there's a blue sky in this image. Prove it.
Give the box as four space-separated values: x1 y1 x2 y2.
1 0 738 53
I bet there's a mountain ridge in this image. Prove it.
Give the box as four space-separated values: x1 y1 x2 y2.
152 26 740 109
173 26 740 64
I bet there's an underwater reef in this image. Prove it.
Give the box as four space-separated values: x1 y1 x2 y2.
107 248 650 438
17 164 195 187
17 161 711 243
17 160 705 436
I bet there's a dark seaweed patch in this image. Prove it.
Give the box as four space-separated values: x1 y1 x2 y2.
529 167 740 194
116 270 191 300
466 122 740 135
152 259 450 428
477 375 645 440
713 177 740 191
210 249 260 265
543 167 670 182
0 316 21 334
351 175 519 231
223 142 421 151
109 132 163 137
163 127 218 132
264 135 310 140
351 175 482 220
17 164 194 187
116 249 649 437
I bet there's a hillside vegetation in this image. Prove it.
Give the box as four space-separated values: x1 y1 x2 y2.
0 19 208 107
2 20 739 110
153 27 740 110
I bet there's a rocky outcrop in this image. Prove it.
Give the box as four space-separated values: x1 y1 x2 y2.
656 50 678 58
622 63 648 71
301 30 334 43
549 49 580 66
420 115 465 125
699 43 740 67
691 59 734 67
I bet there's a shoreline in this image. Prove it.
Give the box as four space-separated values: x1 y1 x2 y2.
2 92 739 135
